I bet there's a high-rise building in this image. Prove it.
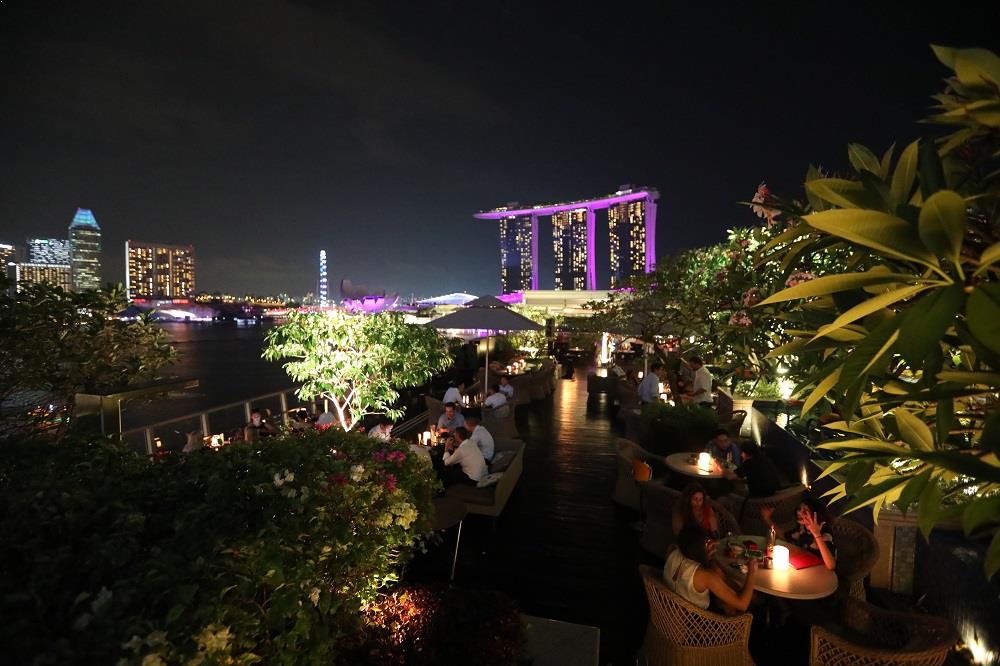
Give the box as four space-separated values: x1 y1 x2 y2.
608 196 656 286
125 240 196 300
319 250 329 306
552 209 589 291
14 263 73 293
0 243 16 268
499 214 536 293
28 238 70 265
68 208 102 291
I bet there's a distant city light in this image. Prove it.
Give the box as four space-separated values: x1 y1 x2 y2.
319 250 328 307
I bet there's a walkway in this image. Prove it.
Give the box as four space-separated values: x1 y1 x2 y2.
409 368 649 663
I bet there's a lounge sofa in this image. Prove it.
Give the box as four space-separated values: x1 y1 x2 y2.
445 438 525 517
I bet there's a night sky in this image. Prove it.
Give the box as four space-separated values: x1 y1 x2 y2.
3 1 997 298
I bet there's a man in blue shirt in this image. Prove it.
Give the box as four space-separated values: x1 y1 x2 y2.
706 428 742 466
638 363 665 405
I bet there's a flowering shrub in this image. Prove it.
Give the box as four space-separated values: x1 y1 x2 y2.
0 429 439 664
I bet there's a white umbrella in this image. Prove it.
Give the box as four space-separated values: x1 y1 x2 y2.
426 295 543 392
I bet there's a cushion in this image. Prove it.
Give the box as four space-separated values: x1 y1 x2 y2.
489 450 514 473
477 472 504 488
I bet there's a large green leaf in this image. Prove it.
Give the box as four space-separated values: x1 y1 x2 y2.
813 284 932 341
954 47 1000 91
914 451 1000 484
975 241 1000 277
918 477 945 540
894 409 935 452
936 398 954 447
845 460 876 496
889 140 919 208
801 367 841 416
966 283 1000 355
918 138 946 199
839 475 910 515
987 530 1000 579
879 144 895 181
805 178 881 209
848 143 883 177
981 411 1000 454
757 271 926 306
817 439 911 455
895 284 964 364
931 44 958 69
935 371 1000 385
963 496 1000 536
804 209 939 267
896 470 932 515
918 190 967 266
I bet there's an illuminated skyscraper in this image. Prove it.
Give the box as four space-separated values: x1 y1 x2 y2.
69 208 102 291
552 209 589 291
28 238 70 265
499 214 536 293
125 240 196 300
14 263 73 293
0 243 16 267
608 194 656 286
319 250 329 306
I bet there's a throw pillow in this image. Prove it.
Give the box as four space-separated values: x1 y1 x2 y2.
489 450 514 473
477 472 504 488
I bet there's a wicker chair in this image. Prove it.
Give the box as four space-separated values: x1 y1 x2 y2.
638 565 754 665
640 485 741 559
425 395 444 428
723 410 748 438
730 484 806 537
483 404 518 438
810 598 956 666
613 438 666 511
831 518 880 602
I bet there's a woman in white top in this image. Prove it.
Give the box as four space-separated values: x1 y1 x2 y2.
663 527 757 614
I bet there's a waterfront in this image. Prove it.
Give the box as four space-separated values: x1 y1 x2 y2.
121 322 292 429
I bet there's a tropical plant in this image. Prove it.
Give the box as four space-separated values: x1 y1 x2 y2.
506 305 553 355
263 311 452 431
756 46 1000 577
0 280 176 438
0 429 439 664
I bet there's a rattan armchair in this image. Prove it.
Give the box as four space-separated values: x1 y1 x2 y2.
640 485 741 559
831 518 879 602
730 484 806 537
638 565 754 665
810 598 956 666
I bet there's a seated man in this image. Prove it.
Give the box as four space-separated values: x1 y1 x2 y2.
440 427 487 487
367 416 394 441
498 375 514 399
244 408 278 441
436 402 466 431
723 440 781 498
463 414 494 462
442 381 464 406
483 385 507 409
706 429 742 467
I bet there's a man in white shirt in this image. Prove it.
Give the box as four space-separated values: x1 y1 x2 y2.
441 427 487 486
638 363 665 405
483 385 507 409
367 416 393 441
498 375 514 399
442 381 464 406
437 403 466 431
463 415 494 462
683 357 715 407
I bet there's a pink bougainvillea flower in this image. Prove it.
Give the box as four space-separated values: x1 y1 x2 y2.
751 182 781 226
728 311 753 327
785 271 817 288
383 474 398 492
742 288 761 307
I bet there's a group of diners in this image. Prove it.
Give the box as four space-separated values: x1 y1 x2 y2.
635 356 715 407
664 480 837 618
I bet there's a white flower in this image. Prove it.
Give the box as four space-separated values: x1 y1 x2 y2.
141 655 166 666
273 469 295 488
350 465 366 482
309 587 321 606
194 624 232 654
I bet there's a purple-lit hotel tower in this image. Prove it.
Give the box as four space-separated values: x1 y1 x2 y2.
475 186 658 292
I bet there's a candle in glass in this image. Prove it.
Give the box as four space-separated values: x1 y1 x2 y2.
422 431 431 446
697 452 712 472
772 545 790 570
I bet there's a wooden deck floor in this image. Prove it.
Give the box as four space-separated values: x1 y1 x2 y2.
409 370 649 663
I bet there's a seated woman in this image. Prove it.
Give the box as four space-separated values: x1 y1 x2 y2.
762 494 837 570
672 482 720 539
663 526 758 614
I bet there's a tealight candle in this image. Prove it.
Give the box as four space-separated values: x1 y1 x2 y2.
422 431 431 446
637 371 644 379
773 545 790 570
697 452 712 472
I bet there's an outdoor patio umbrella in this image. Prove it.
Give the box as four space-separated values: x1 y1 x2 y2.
425 295 543 392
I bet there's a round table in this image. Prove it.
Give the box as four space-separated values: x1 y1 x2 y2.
716 535 838 600
665 452 727 479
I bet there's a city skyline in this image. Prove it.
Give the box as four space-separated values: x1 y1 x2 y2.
3 2 996 296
